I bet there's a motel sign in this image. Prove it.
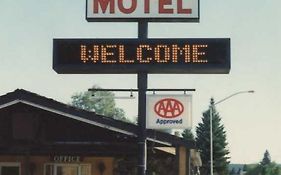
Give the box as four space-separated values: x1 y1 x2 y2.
86 0 199 21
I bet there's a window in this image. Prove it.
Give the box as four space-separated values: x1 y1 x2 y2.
45 164 90 175
0 163 20 175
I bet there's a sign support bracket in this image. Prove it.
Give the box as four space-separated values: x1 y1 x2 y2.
88 88 196 92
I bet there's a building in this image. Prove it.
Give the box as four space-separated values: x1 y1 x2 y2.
0 89 196 175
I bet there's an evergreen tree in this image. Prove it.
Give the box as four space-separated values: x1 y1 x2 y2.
196 98 230 175
182 128 195 141
243 164 248 172
261 150 271 166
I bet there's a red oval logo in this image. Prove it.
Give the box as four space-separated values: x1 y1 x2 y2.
154 98 184 118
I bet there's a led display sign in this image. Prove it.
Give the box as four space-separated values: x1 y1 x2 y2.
86 0 199 22
53 38 230 74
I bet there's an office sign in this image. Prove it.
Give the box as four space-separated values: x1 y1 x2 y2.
53 38 230 74
52 156 81 163
146 95 192 129
86 0 199 22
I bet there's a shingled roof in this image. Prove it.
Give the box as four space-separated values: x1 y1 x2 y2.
0 89 195 148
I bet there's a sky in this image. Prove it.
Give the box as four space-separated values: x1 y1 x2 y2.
1 0 281 164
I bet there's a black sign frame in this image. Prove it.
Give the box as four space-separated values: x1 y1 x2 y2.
53 38 230 74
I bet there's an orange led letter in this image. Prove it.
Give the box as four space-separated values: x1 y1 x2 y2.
192 45 208 63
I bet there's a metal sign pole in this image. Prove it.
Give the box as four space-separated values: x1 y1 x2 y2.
137 20 148 175
137 72 147 175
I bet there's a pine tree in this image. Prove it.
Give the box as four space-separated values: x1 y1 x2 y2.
243 164 248 172
261 150 271 166
182 128 195 141
196 98 230 175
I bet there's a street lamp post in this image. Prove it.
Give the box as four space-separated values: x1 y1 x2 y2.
210 90 254 175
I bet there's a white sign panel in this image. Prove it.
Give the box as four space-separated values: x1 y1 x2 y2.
146 94 192 129
86 0 199 22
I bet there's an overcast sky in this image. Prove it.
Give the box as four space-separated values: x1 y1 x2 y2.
1 0 281 164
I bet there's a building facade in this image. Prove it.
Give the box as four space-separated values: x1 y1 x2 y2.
0 89 195 175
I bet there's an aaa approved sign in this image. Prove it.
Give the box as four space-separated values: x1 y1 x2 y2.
146 94 192 129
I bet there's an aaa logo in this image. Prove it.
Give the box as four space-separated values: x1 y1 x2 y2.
154 98 184 118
